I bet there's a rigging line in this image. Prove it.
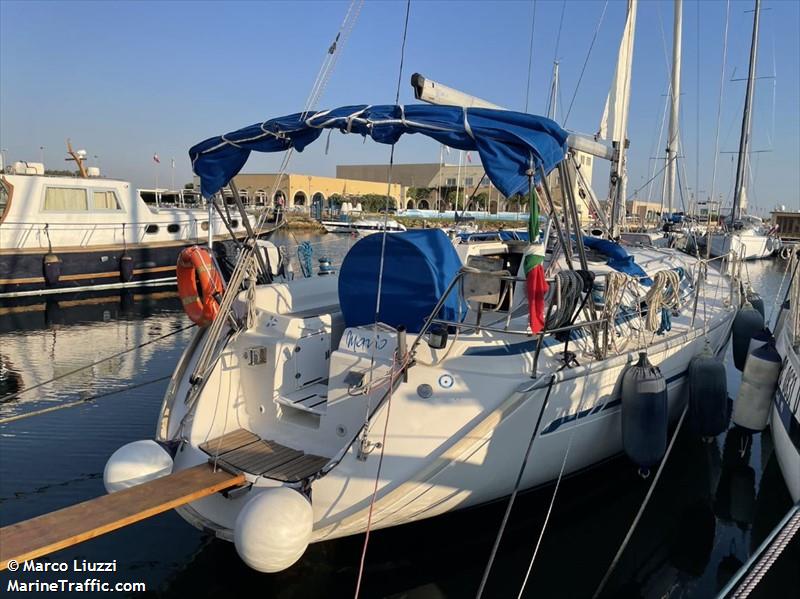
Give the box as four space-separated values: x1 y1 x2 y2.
0 323 195 403
372 0 411 321
257 0 364 236
523 0 537 113
696 0 701 208
355 4 411 596
353 358 398 599
592 403 690 599
646 88 670 204
627 160 670 201
709 0 731 208
475 374 557 599
0 375 172 425
552 0 567 67
564 0 609 126
516 371 592 599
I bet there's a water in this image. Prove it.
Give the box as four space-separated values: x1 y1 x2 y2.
0 243 796 598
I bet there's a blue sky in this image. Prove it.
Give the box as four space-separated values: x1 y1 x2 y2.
1 0 798 214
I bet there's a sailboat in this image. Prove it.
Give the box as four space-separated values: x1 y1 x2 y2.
102 0 739 574
707 0 781 260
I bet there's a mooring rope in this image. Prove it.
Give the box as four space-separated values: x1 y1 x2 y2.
545 270 584 330
591 403 689 599
0 375 171 425
644 270 681 333
0 323 194 404
475 374 557 599
730 506 800 598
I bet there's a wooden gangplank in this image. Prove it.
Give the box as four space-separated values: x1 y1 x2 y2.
0 464 245 570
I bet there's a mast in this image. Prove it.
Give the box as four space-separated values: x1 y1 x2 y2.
547 61 560 121
732 0 761 221
665 0 683 216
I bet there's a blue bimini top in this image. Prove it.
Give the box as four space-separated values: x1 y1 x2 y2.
189 104 568 200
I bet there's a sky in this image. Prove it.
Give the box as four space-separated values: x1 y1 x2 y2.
1 0 798 215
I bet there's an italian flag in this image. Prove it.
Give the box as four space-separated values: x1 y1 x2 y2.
524 186 548 333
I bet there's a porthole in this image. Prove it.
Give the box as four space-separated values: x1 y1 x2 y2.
145 224 159 234
167 224 180 233
200 221 209 231
231 219 239 228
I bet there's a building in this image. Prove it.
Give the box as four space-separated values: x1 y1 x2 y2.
771 210 800 241
337 155 596 221
626 199 664 226
220 173 402 210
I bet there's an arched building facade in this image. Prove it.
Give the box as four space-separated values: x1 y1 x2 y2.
226 173 402 211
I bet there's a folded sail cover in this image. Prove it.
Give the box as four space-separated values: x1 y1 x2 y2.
189 105 569 199
338 229 464 333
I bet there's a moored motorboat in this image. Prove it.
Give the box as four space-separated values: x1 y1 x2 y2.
0 146 279 299
321 215 406 234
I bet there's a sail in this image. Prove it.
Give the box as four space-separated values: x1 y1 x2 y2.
190 104 568 199
599 0 638 142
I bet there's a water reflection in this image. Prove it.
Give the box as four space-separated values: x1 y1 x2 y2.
714 426 757 531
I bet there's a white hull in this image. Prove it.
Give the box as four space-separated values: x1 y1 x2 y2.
708 232 777 260
321 219 405 235
155 247 736 545
773 315 800 503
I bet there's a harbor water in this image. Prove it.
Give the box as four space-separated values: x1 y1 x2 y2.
1 233 797 598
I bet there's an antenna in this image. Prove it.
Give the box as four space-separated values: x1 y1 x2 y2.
65 139 89 178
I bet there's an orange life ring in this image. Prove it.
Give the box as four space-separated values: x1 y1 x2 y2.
176 246 224 327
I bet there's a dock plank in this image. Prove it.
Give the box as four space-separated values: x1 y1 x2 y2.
0 464 244 571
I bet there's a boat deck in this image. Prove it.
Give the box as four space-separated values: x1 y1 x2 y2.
199 429 329 482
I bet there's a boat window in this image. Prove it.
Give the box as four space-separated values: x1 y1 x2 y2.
167 224 180 233
0 179 9 221
44 187 88 211
145 224 159 234
93 190 122 210
231 219 239 228
200 221 209 231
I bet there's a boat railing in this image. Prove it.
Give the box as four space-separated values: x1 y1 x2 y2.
408 256 731 379
1 219 217 247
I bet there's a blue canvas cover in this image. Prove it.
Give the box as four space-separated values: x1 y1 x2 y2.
338 229 463 333
189 104 569 200
582 236 653 286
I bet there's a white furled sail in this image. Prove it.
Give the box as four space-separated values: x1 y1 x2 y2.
601 0 638 236
599 0 638 143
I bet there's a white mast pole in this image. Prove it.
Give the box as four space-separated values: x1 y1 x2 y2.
666 0 683 216
548 61 560 121
456 150 464 215
437 144 444 212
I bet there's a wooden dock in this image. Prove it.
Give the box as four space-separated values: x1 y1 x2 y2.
0 463 245 570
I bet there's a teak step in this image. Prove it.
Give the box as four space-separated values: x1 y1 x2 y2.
0 463 244 571
201 428 330 482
